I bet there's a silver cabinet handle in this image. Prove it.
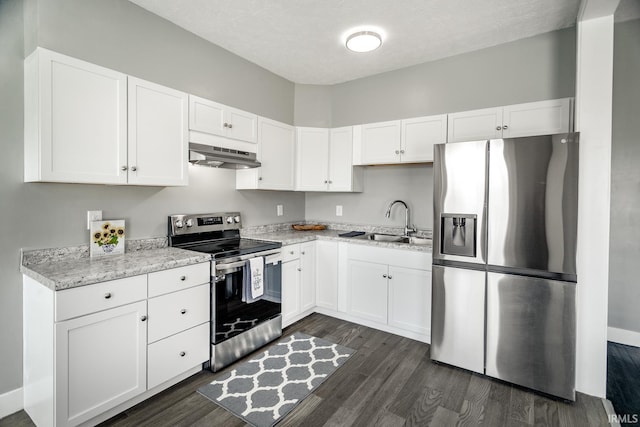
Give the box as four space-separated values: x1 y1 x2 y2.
223 123 229 128
228 123 233 129
395 150 400 154
180 351 186 357
382 274 387 278
121 166 128 171
328 180 333 184
324 180 328 184
301 251 305 255
140 315 147 322
297 267 302 271
180 309 187 314
400 150 405 154
131 166 137 171
503 125 508 130
496 126 502 131
180 276 186 281
290 251 294 255
388 275 393 279
258 177 263 181
104 292 112 299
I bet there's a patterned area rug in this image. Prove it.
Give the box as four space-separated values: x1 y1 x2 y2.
198 332 355 427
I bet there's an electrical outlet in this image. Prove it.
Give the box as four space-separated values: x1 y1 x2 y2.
276 205 284 216
87 210 102 230
336 205 343 216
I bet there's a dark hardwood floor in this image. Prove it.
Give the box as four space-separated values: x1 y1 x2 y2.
1 314 611 426
607 341 640 426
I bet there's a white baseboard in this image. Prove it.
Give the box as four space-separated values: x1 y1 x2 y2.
608 326 640 347
0 387 23 419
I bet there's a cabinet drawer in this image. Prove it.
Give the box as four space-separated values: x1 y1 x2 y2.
148 284 210 343
147 322 209 390
282 244 301 262
148 263 209 297
55 275 147 321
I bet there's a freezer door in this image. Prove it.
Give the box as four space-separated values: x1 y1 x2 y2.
433 140 488 265
486 272 576 401
430 265 485 374
487 134 579 278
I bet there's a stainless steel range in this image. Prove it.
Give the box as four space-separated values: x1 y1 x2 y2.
168 212 282 371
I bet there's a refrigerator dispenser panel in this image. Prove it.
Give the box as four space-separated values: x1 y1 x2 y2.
441 214 477 257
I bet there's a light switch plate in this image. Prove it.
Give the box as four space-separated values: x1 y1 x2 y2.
276 205 284 216
336 205 343 216
87 210 102 230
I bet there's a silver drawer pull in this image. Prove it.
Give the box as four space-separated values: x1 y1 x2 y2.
382 274 387 278
180 351 186 357
180 309 187 314
104 292 112 299
290 251 294 255
180 276 186 281
388 275 393 280
140 315 147 322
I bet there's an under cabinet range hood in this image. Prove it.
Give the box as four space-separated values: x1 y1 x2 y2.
188 143 261 169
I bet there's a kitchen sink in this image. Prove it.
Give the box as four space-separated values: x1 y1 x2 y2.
364 233 432 246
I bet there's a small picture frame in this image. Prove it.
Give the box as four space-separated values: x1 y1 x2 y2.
90 220 125 257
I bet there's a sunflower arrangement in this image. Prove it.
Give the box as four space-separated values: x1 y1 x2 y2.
92 222 125 247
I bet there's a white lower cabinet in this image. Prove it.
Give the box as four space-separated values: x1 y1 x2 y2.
23 262 210 427
343 244 432 342
55 301 147 427
315 241 339 311
281 242 316 327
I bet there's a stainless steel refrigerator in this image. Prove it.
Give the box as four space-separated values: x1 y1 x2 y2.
431 133 578 401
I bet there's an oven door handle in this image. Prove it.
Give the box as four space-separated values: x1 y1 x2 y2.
215 255 282 272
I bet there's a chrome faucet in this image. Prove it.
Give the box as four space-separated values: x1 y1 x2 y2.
385 200 416 237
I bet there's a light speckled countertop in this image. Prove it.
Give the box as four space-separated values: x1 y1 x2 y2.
21 247 211 291
243 229 433 252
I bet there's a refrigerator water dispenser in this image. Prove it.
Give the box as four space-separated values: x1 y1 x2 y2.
441 214 477 257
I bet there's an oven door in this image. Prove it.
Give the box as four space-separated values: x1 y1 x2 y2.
212 250 282 345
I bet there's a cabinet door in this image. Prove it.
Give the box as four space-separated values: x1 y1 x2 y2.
299 242 316 312
128 77 188 186
281 259 300 327
502 98 572 138
55 301 147 426
188 95 226 137
361 120 401 164
25 48 127 184
296 127 330 191
225 106 258 143
401 115 447 162
257 117 295 190
316 241 338 310
328 127 355 191
387 266 431 336
347 260 388 324
447 107 502 143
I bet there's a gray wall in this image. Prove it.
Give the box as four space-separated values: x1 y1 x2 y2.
0 0 304 395
294 84 333 127
609 18 640 334
304 28 576 229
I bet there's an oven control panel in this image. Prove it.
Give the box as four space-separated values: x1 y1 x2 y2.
168 212 242 235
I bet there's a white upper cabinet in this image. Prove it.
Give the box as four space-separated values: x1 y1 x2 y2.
128 77 188 186
24 48 188 186
447 98 573 142
401 115 448 162
296 126 363 192
188 95 257 144
359 120 402 164
24 48 128 184
296 127 330 191
355 115 447 164
236 117 295 190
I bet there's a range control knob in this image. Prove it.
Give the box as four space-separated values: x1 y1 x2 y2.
234 216 241 223
175 219 184 228
226 216 234 224
185 218 194 228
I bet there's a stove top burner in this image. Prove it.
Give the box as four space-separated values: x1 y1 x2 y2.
177 237 281 259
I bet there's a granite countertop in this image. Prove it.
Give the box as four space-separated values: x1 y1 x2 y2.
243 229 433 252
21 246 211 291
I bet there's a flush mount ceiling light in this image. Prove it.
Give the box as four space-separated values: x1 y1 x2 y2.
345 30 383 53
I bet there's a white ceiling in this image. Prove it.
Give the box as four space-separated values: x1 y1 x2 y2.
129 0 640 85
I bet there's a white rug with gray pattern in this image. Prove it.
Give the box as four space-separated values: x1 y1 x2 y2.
198 332 355 426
